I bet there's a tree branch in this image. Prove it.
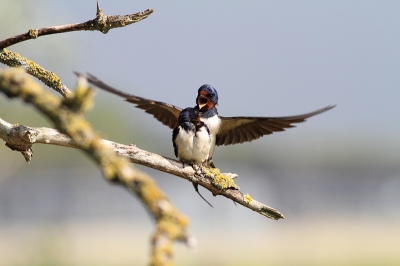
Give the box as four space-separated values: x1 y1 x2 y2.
0 48 72 98
0 3 153 49
0 4 284 263
0 3 153 99
0 69 285 221
0 68 189 265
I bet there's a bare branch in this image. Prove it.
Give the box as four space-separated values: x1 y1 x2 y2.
0 4 153 98
0 70 285 220
0 68 189 264
0 4 153 49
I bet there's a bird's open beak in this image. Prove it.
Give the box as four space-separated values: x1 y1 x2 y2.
197 95 209 109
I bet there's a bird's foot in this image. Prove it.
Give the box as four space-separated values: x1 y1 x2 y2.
191 163 204 175
207 159 216 168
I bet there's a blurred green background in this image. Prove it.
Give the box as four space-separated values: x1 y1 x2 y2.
1 1 399 265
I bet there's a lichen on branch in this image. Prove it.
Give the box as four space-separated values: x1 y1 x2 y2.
0 48 71 98
0 68 189 265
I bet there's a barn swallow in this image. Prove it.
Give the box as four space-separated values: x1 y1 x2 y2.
172 108 211 167
79 73 335 165
172 107 213 207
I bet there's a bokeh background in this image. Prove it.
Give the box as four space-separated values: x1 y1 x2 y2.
1 1 399 265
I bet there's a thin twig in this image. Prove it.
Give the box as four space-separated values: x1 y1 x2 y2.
0 3 153 49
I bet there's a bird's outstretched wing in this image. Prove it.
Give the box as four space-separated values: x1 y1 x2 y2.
216 105 335 146
79 73 182 129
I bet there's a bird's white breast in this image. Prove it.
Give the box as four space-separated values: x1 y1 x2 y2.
175 128 194 162
192 127 211 163
175 126 211 164
201 115 221 158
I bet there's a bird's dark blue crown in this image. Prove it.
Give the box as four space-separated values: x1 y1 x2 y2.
198 84 218 105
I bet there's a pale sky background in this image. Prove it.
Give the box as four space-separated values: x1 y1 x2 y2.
3 0 398 166
1 1 400 265
3 1 400 135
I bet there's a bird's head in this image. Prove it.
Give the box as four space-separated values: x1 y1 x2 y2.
178 107 199 124
196 85 218 111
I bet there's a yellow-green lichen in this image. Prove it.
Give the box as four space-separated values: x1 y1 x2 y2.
151 245 173 266
177 214 189 228
0 49 67 98
243 193 252 204
98 150 128 181
63 81 94 113
202 166 219 179
0 68 61 111
203 167 239 190
150 213 188 265
141 180 164 210
29 29 39 39
1 68 190 262
158 219 185 240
